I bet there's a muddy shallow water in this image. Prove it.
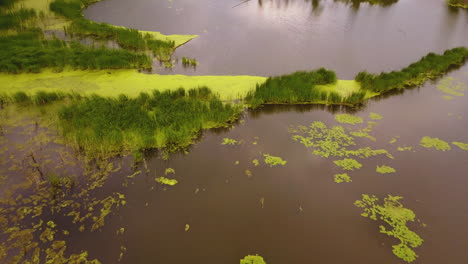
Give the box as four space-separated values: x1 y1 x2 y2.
86 0 468 77
33 66 466 264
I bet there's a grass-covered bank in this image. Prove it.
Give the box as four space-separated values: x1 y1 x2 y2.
447 0 468 8
355 47 468 94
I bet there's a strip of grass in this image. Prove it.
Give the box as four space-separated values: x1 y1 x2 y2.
447 0 468 8
246 68 368 107
355 47 468 94
0 31 152 73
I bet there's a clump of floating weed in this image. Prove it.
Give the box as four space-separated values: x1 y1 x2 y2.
397 146 413 152
185 224 190 232
333 158 362 171
334 173 352 183
355 195 424 263
181 57 198 67
155 177 178 186
290 121 393 159
419 136 451 151
452 141 468 150
436 76 466 97
165 168 175 175
222 138 241 145
252 159 260 166
335 114 363 125
240 255 267 264
389 137 399 144
350 130 376 141
369 112 383 120
376 165 396 174
245 170 253 178
263 154 287 167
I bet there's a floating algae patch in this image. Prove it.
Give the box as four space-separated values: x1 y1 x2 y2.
222 138 241 145
398 146 414 152
245 170 253 178
334 173 352 183
436 76 466 97
376 165 396 174
369 113 383 120
240 255 267 264
333 158 362 171
350 130 376 141
419 136 451 151
452 141 468 150
263 154 287 167
164 168 176 175
155 177 178 186
389 137 399 144
252 159 260 166
335 114 363 125
355 195 424 263
185 224 190 232
290 121 393 159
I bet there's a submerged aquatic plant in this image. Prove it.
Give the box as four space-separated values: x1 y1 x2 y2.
436 76 465 97
334 173 352 183
369 112 383 120
355 195 423 263
335 114 363 125
419 136 451 151
155 177 178 186
240 255 266 264
263 154 287 167
333 158 362 171
376 165 396 174
452 141 468 150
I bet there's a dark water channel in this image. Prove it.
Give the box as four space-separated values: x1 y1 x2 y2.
61 67 468 264
85 0 468 77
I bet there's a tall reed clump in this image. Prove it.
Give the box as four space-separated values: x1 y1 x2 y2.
0 31 152 73
355 47 468 94
58 87 242 159
49 0 176 60
245 68 366 107
0 8 37 30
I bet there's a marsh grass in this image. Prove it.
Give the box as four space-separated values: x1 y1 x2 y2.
355 47 468 93
0 31 152 73
58 87 242 159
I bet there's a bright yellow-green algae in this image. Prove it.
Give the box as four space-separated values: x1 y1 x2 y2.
240 255 266 264
252 159 260 166
334 173 352 183
222 138 241 145
335 114 364 125
185 224 190 232
389 137 399 144
155 177 178 186
369 112 383 120
419 136 451 151
397 146 414 152
452 141 468 150
355 195 424 263
164 168 175 175
245 170 253 178
290 121 393 159
376 165 396 174
333 158 362 171
436 76 466 97
263 154 287 167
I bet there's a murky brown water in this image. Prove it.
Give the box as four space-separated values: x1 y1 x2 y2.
86 0 468 77
1 0 468 263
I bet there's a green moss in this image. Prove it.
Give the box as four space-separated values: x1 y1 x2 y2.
263 154 287 167
419 136 451 151
335 114 363 125
452 141 468 150
355 195 423 263
334 173 352 183
369 112 383 120
376 165 396 174
333 158 362 171
155 177 178 186
240 255 266 264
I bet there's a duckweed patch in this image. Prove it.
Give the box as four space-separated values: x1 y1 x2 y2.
419 136 451 151
222 138 241 145
240 255 266 264
334 173 352 183
252 159 260 166
263 154 287 167
436 76 466 97
333 158 362 171
355 195 423 263
164 168 175 175
376 165 396 174
397 146 414 152
155 177 178 186
335 114 363 125
452 141 468 150
369 113 383 120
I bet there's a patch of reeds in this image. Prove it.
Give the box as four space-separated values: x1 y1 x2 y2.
181 57 198 68
355 47 468 93
0 8 37 30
